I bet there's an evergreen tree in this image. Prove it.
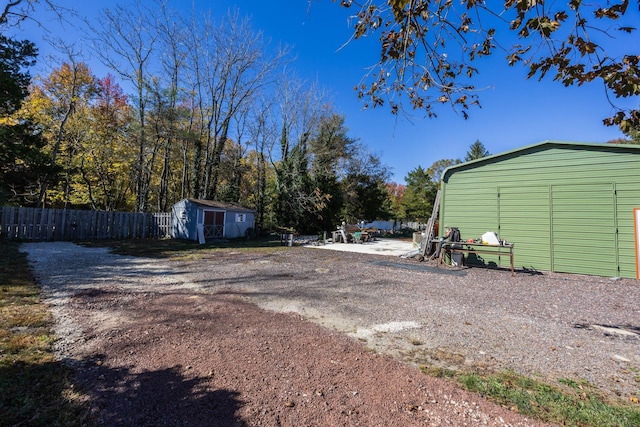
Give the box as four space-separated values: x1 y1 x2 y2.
275 143 316 233
0 35 52 205
274 124 325 233
464 140 490 161
402 166 437 221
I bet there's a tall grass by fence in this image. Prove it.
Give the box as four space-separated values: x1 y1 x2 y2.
0 206 172 241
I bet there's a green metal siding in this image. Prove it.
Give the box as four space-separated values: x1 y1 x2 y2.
441 142 640 278
499 186 551 271
440 186 498 240
551 184 617 276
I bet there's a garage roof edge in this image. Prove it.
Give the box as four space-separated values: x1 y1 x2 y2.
441 140 640 183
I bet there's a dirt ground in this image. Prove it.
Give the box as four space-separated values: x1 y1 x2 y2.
67 289 545 426
24 240 640 426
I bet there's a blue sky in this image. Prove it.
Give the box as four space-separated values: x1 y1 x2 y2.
21 0 638 183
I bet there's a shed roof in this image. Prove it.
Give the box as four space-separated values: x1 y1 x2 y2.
442 140 640 183
185 198 255 213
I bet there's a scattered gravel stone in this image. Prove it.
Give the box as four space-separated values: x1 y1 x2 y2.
22 241 640 426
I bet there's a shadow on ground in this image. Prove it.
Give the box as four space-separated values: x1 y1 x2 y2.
78 358 245 426
0 358 246 427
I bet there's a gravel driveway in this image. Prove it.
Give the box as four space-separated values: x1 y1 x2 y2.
192 242 640 397
22 241 640 425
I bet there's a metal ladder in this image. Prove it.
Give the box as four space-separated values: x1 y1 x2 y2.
420 189 441 257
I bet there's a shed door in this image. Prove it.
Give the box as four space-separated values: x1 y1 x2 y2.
203 210 224 239
499 186 551 272
551 184 617 276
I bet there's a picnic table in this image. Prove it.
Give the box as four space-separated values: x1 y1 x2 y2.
435 240 515 276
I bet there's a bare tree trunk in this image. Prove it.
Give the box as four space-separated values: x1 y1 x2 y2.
185 10 287 201
206 118 230 199
156 1 186 211
158 144 171 211
90 0 157 212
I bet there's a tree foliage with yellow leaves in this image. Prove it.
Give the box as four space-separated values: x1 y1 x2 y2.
80 75 135 210
25 61 99 207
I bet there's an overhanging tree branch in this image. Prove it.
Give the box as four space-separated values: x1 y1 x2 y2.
334 0 640 131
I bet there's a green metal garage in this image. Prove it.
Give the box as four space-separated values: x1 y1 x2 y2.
439 141 640 278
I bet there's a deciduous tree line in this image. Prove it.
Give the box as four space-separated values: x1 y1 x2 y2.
7 1 635 233
1 1 396 233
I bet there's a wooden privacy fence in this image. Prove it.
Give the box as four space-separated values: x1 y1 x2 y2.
0 206 172 241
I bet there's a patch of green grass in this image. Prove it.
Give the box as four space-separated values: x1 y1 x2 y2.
81 236 285 258
455 370 640 427
559 377 594 390
419 365 457 378
0 241 88 426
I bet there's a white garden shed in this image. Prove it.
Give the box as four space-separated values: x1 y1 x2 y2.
171 199 255 242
